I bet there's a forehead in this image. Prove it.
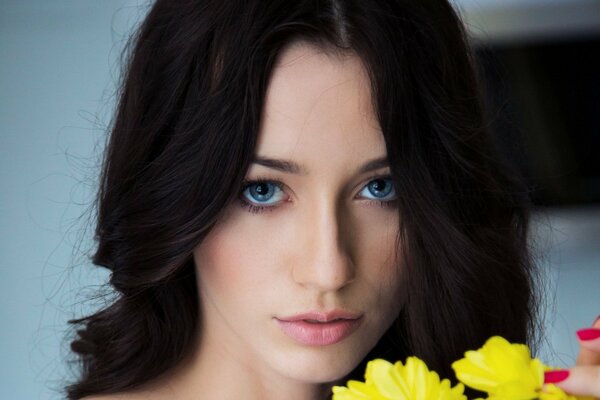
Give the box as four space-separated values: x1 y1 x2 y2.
256 42 385 163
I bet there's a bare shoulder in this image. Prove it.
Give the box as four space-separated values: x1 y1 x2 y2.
78 384 171 400
78 368 178 399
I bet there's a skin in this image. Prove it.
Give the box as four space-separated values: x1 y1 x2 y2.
546 316 600 398
153 42 404 400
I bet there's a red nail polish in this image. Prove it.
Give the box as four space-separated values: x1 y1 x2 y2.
544 370 570 384
577 328 600 341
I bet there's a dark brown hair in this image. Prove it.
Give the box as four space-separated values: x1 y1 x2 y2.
66 0 540 398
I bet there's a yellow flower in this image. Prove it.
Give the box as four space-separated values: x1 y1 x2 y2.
451 336 592 400
451 336 544 399
332 357 467 400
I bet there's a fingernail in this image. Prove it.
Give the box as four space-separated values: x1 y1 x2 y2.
576 328 600 341
593 315 600 325
544 370 570 384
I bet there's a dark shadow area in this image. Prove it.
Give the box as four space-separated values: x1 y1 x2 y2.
474 35 600 206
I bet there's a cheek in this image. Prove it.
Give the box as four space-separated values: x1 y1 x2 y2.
192 213 282 296
355 210 404 307
355 209 400 269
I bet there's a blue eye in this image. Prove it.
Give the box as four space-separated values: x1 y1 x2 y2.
241 181 285 206
358 177 397 201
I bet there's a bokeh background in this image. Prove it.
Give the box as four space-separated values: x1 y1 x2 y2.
1 0 599 398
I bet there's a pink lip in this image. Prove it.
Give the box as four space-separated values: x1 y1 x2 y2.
275 311 363 346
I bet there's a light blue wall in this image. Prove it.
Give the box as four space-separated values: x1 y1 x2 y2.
531 208 600 365
0 1 598 399
0 1 146 398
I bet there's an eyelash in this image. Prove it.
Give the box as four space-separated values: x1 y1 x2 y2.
238 174 398 215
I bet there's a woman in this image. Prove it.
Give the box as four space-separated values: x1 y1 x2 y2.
66 0 600 399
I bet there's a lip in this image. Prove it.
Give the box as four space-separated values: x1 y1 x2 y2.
275 311 363 346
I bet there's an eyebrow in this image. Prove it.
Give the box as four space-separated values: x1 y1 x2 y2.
252 155 389 175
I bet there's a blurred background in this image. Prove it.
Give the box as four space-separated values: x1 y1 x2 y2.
0 0 598 398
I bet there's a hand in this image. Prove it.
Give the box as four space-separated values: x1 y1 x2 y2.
544 316 600 399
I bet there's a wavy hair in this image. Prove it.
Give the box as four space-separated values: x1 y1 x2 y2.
66 0 539 398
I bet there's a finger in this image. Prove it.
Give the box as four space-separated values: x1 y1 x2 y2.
545 366 600 398
576 316 600 365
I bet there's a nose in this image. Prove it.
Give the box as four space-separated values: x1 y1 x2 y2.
292 200 355 292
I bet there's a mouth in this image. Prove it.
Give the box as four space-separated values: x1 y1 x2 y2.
275 311 363 346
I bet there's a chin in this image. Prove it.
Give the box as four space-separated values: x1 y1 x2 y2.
271 343 368 383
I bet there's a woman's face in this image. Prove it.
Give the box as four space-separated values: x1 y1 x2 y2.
193 42 404 385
